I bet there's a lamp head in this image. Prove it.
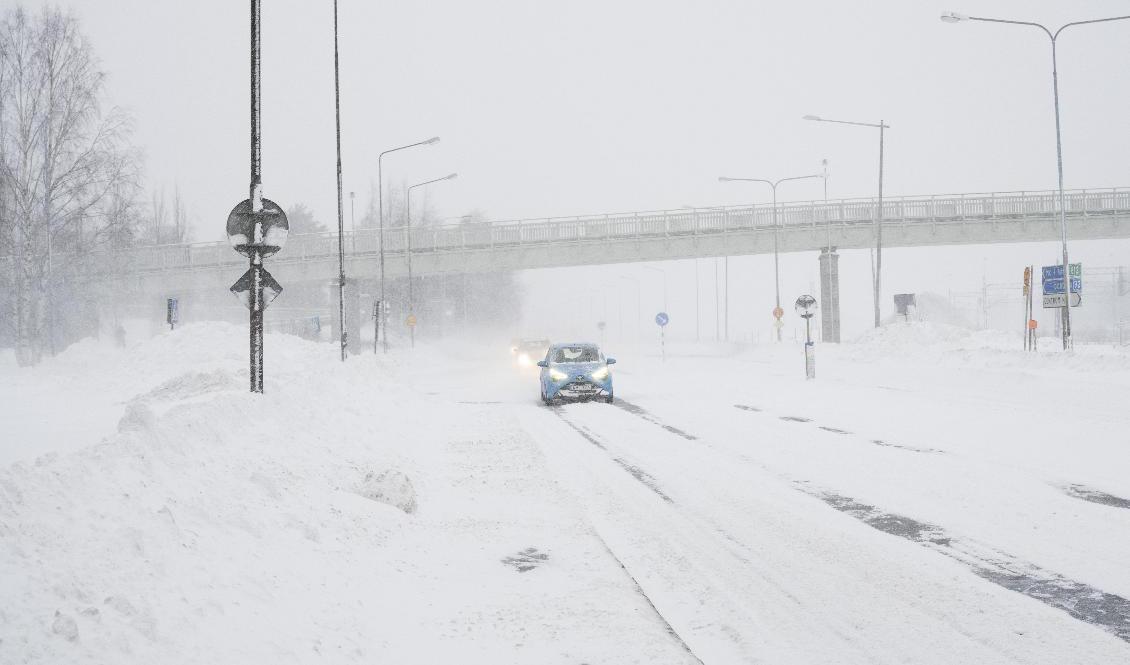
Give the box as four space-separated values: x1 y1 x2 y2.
940 12 968 23
802 115 822 121
445 173 458 180
718 176 733 182
425 136 441 145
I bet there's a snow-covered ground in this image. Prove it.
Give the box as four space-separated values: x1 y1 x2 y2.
2 322 1130 663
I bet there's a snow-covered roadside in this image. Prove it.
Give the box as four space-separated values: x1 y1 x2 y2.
0 324 695 663
608 325 1130 614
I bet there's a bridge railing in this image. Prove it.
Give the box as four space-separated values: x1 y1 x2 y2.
54 187 1130 275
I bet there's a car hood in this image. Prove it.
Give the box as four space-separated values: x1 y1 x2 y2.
550 362 606 376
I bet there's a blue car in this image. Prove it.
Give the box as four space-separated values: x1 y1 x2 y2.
537 342 616 404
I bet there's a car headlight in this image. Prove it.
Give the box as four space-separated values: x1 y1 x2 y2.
549 368 568 381
591 367 609 380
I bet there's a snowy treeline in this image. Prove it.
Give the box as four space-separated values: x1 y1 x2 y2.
0 6 198 365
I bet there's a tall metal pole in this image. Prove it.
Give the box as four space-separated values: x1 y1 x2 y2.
1050 40 1071 350
772 183 781 341
332 0 347 361
724 256 729 341
875 121 885 328
719 174 822 341
941 12 1130 348
802 116 890 327
376 136 440 353
405 173 457 349
406 189 414 348
249 0 264 393
377 156 387 352
714 259 720 341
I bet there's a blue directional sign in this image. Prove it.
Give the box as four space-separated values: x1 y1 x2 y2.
655 312 669 327
1041 263 1082 281
1042 277 1082 295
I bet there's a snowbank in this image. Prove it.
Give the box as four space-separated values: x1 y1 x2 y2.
840 320 1130 374
0 322 692 663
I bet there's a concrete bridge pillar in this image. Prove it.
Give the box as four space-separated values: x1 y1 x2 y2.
819 248 841 343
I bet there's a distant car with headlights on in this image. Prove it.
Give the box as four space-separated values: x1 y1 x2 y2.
511 338 550 368
537 342 616 404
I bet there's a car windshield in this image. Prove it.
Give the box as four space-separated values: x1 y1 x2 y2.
552 346 602 363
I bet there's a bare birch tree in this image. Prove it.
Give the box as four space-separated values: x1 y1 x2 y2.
0 6 139 364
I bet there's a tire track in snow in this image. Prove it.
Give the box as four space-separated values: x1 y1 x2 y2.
733 404 943 454
614 399 698 441
614 400 1130 644
552 409 674 503
1061 484 1130 510
591 531 705 665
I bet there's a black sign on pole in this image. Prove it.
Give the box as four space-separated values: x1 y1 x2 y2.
372 299 381 354
166 297 179 331
794 295 817 379
234 0 288 394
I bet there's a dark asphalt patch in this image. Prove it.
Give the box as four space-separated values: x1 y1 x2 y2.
818 426 851 435
501 547 548 572
614 399 698 441
779 416 811 423
1063 484 1130 510
803 484 1130 643
554 412 673 503
733 404 762 412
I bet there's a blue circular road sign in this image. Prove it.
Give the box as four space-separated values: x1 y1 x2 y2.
655 312 669 327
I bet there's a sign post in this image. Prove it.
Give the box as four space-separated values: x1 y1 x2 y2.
1041 263 1082 308
166 297 179 331
655 312 669 362
794 295 817 379
372 299 381 354
229 0 288 394
893 293 916 322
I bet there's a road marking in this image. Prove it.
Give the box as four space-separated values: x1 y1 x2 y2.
1062 484 1130 510
799 483 1130 644
618 400 1130 642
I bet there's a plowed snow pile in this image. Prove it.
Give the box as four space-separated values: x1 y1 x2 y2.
842 320 1130 373
0 323 691 664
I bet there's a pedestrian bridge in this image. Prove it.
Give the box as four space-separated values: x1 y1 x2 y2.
80 187 1130 294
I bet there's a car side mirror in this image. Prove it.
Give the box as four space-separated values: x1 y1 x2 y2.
536 360 548 368
606 358 617 365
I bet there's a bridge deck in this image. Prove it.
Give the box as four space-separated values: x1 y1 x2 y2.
27 187 1130 293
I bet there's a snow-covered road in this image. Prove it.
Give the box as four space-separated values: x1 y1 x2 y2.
3 322 1130 663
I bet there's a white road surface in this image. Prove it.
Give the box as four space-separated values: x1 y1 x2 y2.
2 322 1129 663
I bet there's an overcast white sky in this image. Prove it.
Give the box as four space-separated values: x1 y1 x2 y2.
29 0 1130 340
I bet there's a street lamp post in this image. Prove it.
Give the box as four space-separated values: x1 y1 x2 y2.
406 173 458 348
718 173 823 341
803 115 889 329
940 11 1130 351
377 136 440 352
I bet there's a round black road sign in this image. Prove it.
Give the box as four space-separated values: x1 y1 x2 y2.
227 198 289 258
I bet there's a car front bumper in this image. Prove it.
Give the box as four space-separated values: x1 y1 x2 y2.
550 378 611 400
